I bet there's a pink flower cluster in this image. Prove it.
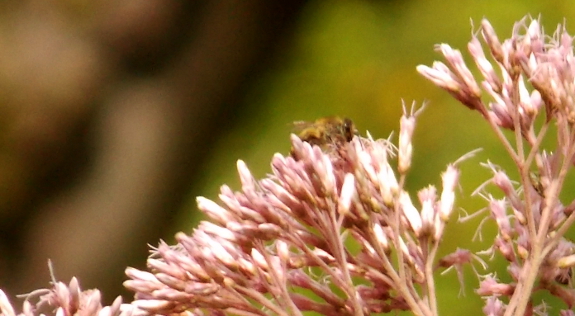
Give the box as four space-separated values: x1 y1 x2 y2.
121 113 463 316
2 113 467 316
3 14 575 316
0 277 137 316
419 17 575 316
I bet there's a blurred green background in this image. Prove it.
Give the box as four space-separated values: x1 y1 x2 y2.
1 0 575 315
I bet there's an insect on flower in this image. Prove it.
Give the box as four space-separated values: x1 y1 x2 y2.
291 116 358 157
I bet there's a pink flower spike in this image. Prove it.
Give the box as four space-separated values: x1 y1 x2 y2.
400 191 422 236
476 276 514 296
125 267 158 282
207 239 237 269
483 297 505 316
277 240 289 263
358 150 378 183
378 162 399 207
518 75 537 117
437 44 482 98
196 197 234 225
527 19 542 48
418 186 437 236
481 19 504 62
338 173 355 216
251 248 268 270
199 221 237 242
373 223 390 252
440 165 459 221
316 152 337 197
237 160 255 192
416 63 461 92
132 299 173 312
398 237 414 266
84 291 103 316
0 291 15 316
398 111 415 173
489 199 512 240
468 36 501 91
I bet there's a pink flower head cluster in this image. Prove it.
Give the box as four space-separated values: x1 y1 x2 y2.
121 108 463 316
0 277 136 316
7 14 575 316
0 114 465 316
417 17 575 139
419 17 575 316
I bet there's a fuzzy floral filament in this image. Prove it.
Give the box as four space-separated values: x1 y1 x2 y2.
418 16 575 316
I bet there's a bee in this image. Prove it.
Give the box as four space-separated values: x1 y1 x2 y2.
291 116 358 155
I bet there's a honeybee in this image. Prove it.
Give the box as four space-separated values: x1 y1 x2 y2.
291 116 358 155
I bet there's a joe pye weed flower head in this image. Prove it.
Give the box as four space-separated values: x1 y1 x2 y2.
122 102 471 316
2 14 575 316
418 16 575 316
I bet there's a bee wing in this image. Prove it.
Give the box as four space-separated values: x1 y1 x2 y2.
290 120 316 133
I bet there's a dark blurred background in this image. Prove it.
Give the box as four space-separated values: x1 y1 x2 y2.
1 0 575 314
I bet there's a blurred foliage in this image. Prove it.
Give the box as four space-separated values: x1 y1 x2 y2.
183 1 575 314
